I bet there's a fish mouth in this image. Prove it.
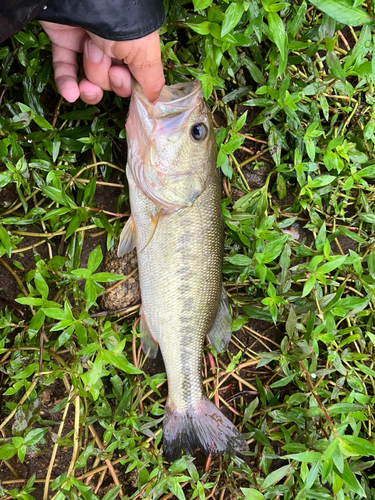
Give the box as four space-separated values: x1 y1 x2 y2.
133 80 203 120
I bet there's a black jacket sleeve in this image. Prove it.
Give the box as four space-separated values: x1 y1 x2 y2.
0 0 47 43
0 0 165 44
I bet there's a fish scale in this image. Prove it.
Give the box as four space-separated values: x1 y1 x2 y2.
119 80 248 461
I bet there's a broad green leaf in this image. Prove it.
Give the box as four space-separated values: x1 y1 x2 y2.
326 51 346 82
267 12 286 55
309 0 371 26
262 464 292 489
288 1 307 37
101 486 122 500
318 255 347 274
342 462 365 496
256 235 288 264
65 207 87 239
270 373 295 388
241 489 265 500
41 186 77 208
221 1 245 37
24 428 48 446
87 245 103 273
97 349 142 374
186 21 211 35
34 269 49 300
340 436 375 457
193 0 213 9
227 254 252 266
328 403 364 416
284 452 322 462
306 175 336 189
33 115 53 130
0 443 17 460
91 272 125 283
13 362 38 379
85 279 98 310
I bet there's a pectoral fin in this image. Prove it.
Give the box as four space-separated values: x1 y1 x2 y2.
140 211 161 253
140 309 159 359
206 285 232 353
118 216 136 257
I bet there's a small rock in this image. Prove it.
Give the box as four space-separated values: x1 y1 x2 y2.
99 248 140 311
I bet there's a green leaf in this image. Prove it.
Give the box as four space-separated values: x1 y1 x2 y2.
309 0 371 26
87 246 103 273
13 362 38 379
101 486 122 500
227 254 252 266
24 428 48 446
33 115 53 130
306 175 336 189
29 310 46 336
34 269 49 300
65 208 88 239
328 403 364 416
256 235 288 264
83 175 97 205
318 255 347 274
284 452 322 462
326 51 346 82
267 12 286 55
75 322 87 347
97 349 142 374
85 279 98 310
241 489 265 500
41 186 77 208
0 226 12 257
262 464 292 489
270 373 296 388
42 308 67 320
91 272 125 283
302 275 316 297
233 111 248 133
340 436 375 457
342 461 365 496
187 21 211 35
221 1 245 37
288 1 307 37
193 0 213 10
0 443 17 460
16 297 44 306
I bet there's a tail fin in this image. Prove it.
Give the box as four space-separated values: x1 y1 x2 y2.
163 396 248 462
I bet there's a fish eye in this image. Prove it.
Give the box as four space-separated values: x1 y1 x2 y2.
190 123 207 141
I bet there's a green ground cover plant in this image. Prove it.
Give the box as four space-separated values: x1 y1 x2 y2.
2 0 375 498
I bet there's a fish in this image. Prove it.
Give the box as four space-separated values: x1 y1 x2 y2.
118 80 248 462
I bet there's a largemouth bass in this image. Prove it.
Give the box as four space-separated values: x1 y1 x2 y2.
118 80 247 462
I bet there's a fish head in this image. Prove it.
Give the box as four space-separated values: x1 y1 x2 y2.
126 80 216 211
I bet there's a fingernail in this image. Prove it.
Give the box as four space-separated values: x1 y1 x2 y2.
87 40 103 63
110 73 122 88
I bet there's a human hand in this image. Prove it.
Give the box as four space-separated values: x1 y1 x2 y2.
39 21 165 104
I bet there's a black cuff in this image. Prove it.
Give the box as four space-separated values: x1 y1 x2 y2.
37 0 165 41
0 0 48 43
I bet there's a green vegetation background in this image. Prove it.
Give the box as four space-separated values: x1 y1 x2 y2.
1 0 375 499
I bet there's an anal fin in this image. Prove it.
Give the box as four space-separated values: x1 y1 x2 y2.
118 216 136 257
140 309 159 359
206 285 232 353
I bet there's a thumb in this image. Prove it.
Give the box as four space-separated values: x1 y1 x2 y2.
111 31 165 102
